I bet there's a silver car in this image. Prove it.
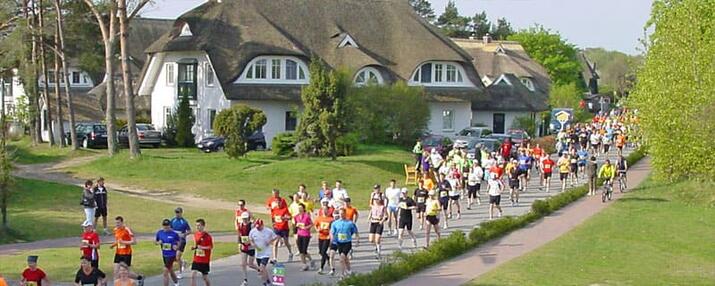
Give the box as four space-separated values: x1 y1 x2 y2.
118 123 162 148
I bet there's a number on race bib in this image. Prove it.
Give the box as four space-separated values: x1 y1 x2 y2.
320 222 330 230
440 191 448 197
271 201 279 209
117 243 126 249
162 243 172 250
417 197 425 203
337 233 348 241
240 236 250 244
26 282 38 286
399 202 408 209
274 215 283 223
196 249 205 257
296 222 305 229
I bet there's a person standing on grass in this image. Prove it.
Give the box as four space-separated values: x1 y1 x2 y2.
414 180 429 230
330 208 359 278
368 196 387 259
293 203 315 271
80 222 101 269
111 216 143 284
249 219 278 286
557 154 571 192
93 177 110 235
397 188 418 250
113 263 136 286
413 138 423 172
424 190 441 247
171 207 192 279
236 212 257 286
81 180 96 227
541 155 555 192
586 156 599 196
74 256 107 286
270 197 294 263
385 180 401 236
191 219 213 286
314 203 335 275
487 173 504 220
155 219 180 286
21 256 50 286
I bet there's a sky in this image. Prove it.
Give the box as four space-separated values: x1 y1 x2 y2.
140 0 653 55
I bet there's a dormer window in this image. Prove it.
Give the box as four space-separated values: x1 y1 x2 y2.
237 56 309 84
338 34 358 48
495 44 506 54
521 77 535 91
354 67 383 86
493 74 512 86
409 62 472 87
180 23 193 37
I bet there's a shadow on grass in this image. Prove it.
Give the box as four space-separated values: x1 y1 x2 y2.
8 145 65 164
618 197 669 203
349 159 405 176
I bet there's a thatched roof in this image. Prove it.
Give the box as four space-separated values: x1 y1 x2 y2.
145 0 485 101
475 74 549 111
40 87 103 122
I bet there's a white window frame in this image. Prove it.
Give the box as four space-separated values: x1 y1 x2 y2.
354 67 384 86
409 62 473 87
520 77 535 91
205 62 215 87
71 71 81 84
208 109 216 131
338 34 359 48
236 56 310 84
442 109 455 131
166 63 175 86
493 74 512 86
180 23 193 37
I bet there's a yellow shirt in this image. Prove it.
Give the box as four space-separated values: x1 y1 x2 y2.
425 198 441 216
558 158 571 173
288 202 301 217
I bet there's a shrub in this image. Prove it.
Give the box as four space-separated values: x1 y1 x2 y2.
512 115 536 136
531 199 551 216
336 132 359 156
174 93 195 147
214 104 267 159
271 132 296 157
532 135 556 154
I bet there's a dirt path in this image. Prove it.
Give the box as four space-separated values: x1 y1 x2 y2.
12 155 267 213
393 157 652 286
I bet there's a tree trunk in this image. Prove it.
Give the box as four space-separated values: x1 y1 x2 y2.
53 26 65 147
37 0 55 146
118 0 140 158
53 0 77 150
0 70 7 229
25 0 41 145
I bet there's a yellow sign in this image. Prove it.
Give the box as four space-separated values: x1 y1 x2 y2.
555 111 570 124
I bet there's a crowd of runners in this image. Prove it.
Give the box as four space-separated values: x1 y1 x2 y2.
6 108 637 286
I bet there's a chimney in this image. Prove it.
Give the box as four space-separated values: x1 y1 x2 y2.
483 33 492 44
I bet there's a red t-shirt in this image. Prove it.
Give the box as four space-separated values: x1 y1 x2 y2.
542 159 555 173
22 268 46 286
193 231 213 264
265 196 287 210
490 165 504 178
271 207 290 231
501 142 512 158
81 231 100 261
236 222 252 252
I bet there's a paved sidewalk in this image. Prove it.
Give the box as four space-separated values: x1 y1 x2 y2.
393 156 651 286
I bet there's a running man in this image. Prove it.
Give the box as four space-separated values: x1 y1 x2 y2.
331 180 350 209
155 219 180 286
314 203 335 275
171 207 192 279
93 177 110 235
577 148 590 179
516 150 531 192
111 216 142 283
616 132 627 157
80 221 101 269
437 176 451 229
541 155 555 192
446 166 462 220
191 219 213 286
507 159 520 206
21 256 50 286
557 154 571 192
330 208 359 278
487 173 504 220
270 197 293 263
413 180 429 230
384 180 401 236
424 190 442 247
293 203 315 271
236 212 258 286
249 219 278 286
396 188 418 250
368 196 387 259
616 155 629 191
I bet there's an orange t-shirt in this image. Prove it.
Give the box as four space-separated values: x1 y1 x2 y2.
114 226 134 255
313 215 334 240
344 206 358 221
423 178 435 190
0 276 8 286
271 207 290 231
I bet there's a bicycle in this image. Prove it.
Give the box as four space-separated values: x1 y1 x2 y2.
601 179 613 203
617 171 627 193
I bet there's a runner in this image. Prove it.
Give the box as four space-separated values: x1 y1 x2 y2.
423 190 442 247
487 173 504 220
569 149 579 186
80 221 101 269
590 130 601 156
368 184 385 207
317 199 334 218
557 154 571 192
20 256 50 286
114 263 136 286
577 148 590 179
343 198 359 224
516 150 531 192
429 148 444 181
317 181 331 201
265 189 288 213
93 177 110 235
586 156 599 196
296 184 313 213
331 180 350 209
541 154 555 192
466 163 483 209
532 144 544 174
171 207 192 279
249 219 278 286
329 208 359 277
368 195 387 259
236 212 258 286
74 256 107 286
446 164 462 220
234 199 250 231
507 159 520 207
111 216 142 284
616 155 629 191
314 203 335 275
413 138 423 172
422 172 435 191
437 175 451 229
155 219 180 286
81 180 96 227
0 273 7 286
384 180 401 236
413 180 429 229
293 203 315 271
396 188 418 250
269 195 293 263
190 218 213 286
616 131 627 157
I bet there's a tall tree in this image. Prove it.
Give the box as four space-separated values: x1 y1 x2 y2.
472 11 490 38
0 69 13 230
508 25 583 86
408 0 435 23
491 17 514 40
52 23 64 146
27 0 43 145
64 0 103 85
436 0 470 38
51 0 78 150
37 0 55 146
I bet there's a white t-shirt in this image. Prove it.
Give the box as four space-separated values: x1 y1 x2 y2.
249 227 277 259
332 188 349 201
590 133 601 145
467 168 483 186
385 187 401 207
487 179 502 196
430 153 443 167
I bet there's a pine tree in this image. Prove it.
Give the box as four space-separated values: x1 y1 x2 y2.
472 11 491 38
408 0 436 23
436 0 471 38
491 17 514 40
174 92 194 147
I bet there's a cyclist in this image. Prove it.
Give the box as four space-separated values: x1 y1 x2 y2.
616 155 629 191
598 159 616 196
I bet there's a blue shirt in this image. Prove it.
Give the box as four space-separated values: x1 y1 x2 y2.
171 217 191 235
155 229 180 257
330 219 358 243
517 155 531 171
577 150 589 162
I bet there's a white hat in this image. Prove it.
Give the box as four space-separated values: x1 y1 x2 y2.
401 187 408 193
240 212 250 219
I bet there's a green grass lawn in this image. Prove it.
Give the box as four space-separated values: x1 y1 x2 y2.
8 137 98 164
67 145 412 209
1 177 237 244
470 178 715 286
0 241 237 282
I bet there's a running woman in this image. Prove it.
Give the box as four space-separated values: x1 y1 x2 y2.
236 212 257 286
424 190 442 247
446 165 462 220
396 188 418 250
413 180 429 230
487 173 504 220
385 180 401 236
293 203 315 271
171 207 192 279
270 195 294 263
507 159 520 206
191 219 213 286
541 155 555 192
314 204 335 275
112 216 141 283
74 256 107 286
21 256 50 286
330 208 359 277
368 184 386 207
249 219 278 286
437 176 451 229
93 177 110 235
155 219 180 286
368 197 387 259
80 222 101 269
569 149 580 186
466 164 483 209
557 154 571 192
234 200 250 231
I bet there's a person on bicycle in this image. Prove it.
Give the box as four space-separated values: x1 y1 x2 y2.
616 155 628 191
598 159 616 189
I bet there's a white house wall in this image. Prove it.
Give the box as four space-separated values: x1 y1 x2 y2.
472 110 542 135
427 102 471 137
232 100 301 146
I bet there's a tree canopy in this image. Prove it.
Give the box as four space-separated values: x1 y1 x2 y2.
408 0 435 23
508 26 583 86
436 0 471 38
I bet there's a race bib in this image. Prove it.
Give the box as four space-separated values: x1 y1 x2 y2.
117 243 126 249
196 249 205 257
399 202 408 209
417 197 425 203
320 222 330 230
81 239 89 245
162 243 173 251
440 191 448 197
26 282 37 286
296 222 305 228
271 201 279 208
240 236 250 244
274 215 283 223
337 233 348 241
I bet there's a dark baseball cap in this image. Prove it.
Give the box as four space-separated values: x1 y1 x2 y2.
162 219 171 226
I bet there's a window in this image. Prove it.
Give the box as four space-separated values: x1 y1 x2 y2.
271 59 281 79
442 110 454 131
178 63 197 100
434 64 443 82
205 62 215 86
446 65 456 82
83 75 90 84
48 71 55 84
338 34 358 48
246 66 254 79
208 109 217 130
521 77 535 91
410 62 469 86
166 64 175 86
72 72 80 84
285 111 297 131
354 67 383 86
286 60 298 80
254 59 267 79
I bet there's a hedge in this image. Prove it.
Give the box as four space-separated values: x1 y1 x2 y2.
339 148 646 286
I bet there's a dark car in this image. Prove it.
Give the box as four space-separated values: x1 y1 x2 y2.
454 127 493 140
420 134 452 155
197 136 225 153
247 131 267 150
486 133 512 144
66 122 107 149
506 129 531 146
118 123 162 148
457 138 501 160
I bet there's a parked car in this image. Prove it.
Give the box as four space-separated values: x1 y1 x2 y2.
197 131 267 153
247 131 267 150
420 134 452 155
456 137 501 160
118 123 162 148
454 127 492 141
506 129 531 146
486 133 511 144
66 122 107 149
